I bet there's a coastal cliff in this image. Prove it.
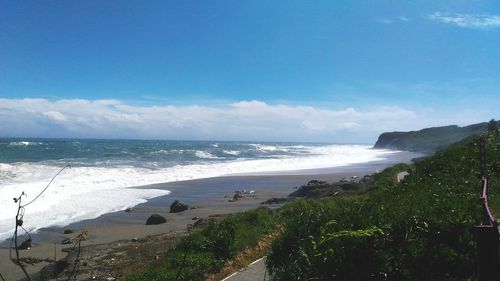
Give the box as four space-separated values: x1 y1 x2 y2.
374 120 499 153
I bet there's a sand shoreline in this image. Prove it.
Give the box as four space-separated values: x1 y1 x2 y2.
0 151 421 280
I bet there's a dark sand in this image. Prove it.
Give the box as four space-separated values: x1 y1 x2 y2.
0 151 421 280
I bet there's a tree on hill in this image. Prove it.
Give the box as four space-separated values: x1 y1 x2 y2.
488 119 499 135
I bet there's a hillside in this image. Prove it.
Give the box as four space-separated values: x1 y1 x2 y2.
267 131 500 280
374 120 500 153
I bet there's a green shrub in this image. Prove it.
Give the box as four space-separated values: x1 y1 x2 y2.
128 207 276 281
268 132 499 280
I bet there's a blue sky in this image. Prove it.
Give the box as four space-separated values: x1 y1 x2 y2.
0 1 499 142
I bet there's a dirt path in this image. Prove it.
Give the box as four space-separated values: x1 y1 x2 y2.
222 258 270 281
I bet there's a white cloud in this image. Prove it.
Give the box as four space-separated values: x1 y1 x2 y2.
427 12 500 29
43 111 67 123
377 16 410 24
0 98 422 142
377 18 393 24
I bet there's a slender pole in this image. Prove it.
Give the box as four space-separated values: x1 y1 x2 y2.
13 194 32 281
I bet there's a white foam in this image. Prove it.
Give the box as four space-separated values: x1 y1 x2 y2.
0 163 171 242
0 144 398 242
8 141 40 146
249 144 287 152
195 151 221 159
223 150 241 156
149 149 170 155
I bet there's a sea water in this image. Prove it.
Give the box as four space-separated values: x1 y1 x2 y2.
0 138 398 242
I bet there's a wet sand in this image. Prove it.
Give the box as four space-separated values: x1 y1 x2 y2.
0 151 421 280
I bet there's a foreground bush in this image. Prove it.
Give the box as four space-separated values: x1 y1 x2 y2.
267 133 499 280
128 207 275 281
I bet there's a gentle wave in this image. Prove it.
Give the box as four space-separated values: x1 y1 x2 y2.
195 151 221 159
248 143 287 152
223 150 241 156
8 141 41 146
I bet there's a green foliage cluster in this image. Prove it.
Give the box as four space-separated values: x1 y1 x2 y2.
364 163 411 192
267 132 500 280
488 119 499 135
128 207 275 281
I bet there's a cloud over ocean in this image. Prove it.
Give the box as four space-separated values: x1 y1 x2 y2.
0 98 421 143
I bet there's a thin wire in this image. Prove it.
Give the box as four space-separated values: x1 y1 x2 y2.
22 165 70 207
20 225 31 238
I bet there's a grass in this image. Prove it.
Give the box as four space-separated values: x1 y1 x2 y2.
127 207 276 281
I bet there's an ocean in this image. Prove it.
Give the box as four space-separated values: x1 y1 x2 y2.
0 138 398 242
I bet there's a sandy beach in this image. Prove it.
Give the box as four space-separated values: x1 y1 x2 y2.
0 151 421 280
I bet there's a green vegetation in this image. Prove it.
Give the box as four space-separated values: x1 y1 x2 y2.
128 207 276 281
489 119 499 135
373 120 500 153
268 132 500 280
128 131 500 281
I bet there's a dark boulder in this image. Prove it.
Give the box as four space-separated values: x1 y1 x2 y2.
63 229 73 234
193 218 206 228
261 197 291 204
146 214 167 225
170 200 189 213
289 180 330 197
228 191 244 202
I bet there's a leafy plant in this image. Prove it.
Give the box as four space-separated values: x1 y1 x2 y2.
268 132 499 280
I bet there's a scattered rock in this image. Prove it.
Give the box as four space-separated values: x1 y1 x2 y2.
261 197 291 204
131 237 138 242
63 229 73 234
192 216 200 220
289 180 334 198
146 214 167 225
170 200 189 213
189 206 199 210
241 190 255 194
125 207 133 212
193 218 205 228
229 191 243 202
61 238 73 245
